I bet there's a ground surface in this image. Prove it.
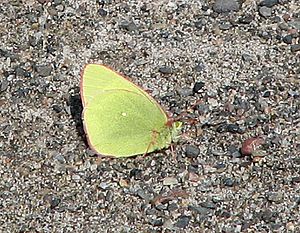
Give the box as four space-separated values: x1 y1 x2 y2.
0 0 299 232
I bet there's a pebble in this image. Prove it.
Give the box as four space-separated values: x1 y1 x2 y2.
0 78 9 93
98 8 108 16
216 124 244 134
185 145 200 158
266 192 283 203
192 81 205 93
259 6 272 18
291 44 300 52
241 137 265 156
175 215 191 229
200 201 217 209
35 64 53 77
158 66 173 74
219 22 232 30
213 0 240 13
259 0 279 7
188 205 212 216
239 15 254 24
223 177 235 187
163 177 179 186
282 35 293 44
119 20 138 32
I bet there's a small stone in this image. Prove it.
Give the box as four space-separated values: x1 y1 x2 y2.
163 177 179 186
213 0 240 13
149 218 163 227
241 137 265 156
158 66 173 74
292 177 300 183
291 44 300 53
242 53 253 62
136 189 150 201
0 79 9 93
52 104 63 113
129 168 143 180
35 64 52 77
185 145 200 158
266 192 283 203
175 215 191 229
72 174 81 181
98 8 108 16
119 20 138 32
223 177 235 187
259 0 279 7
99 182 109 190
219 21 232 30
283 35 293 44
194 63 206 72
227 145 242 158
193 81 205 93
15 67 30 77
50 197 61 209
188 205 212 216
259 6 272 18
167 202 178 212
216 124 243 134
194 19 207 29
200 201 216 209
239 15 254 24
119 178 130 188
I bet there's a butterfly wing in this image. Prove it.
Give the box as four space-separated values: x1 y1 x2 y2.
83 90 171 157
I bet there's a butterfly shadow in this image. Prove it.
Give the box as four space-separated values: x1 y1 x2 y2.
68 92 89 147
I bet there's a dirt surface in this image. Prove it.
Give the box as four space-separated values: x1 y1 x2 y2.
0 0 299 232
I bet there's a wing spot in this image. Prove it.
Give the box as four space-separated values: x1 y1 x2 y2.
121 112 127 117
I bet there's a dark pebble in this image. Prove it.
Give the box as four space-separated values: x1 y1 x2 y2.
291 44 300 52
175 215 191 229
158 66 173 74
119 20 138 32
149 218 163 227
213 0 240 13
292 176 300 184
259 0 279 7
194 19 207 29
50 197 61 209
193 81 205 93
129 168 143 180
167 202 178 212
52 104 63 113
35 64 52 77
216 210 231 218
258 210 278 223
216 124 243 134
238 15 254 24
185 145 200 158
98 8 108 16
15 67 31 77
227 145 242 158
223 177 235 187
200 201 216 209
283 35 293 44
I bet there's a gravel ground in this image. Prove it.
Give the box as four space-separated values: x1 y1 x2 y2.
0 0 299 232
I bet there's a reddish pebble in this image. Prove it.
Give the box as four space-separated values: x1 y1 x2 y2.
241 137 265 156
